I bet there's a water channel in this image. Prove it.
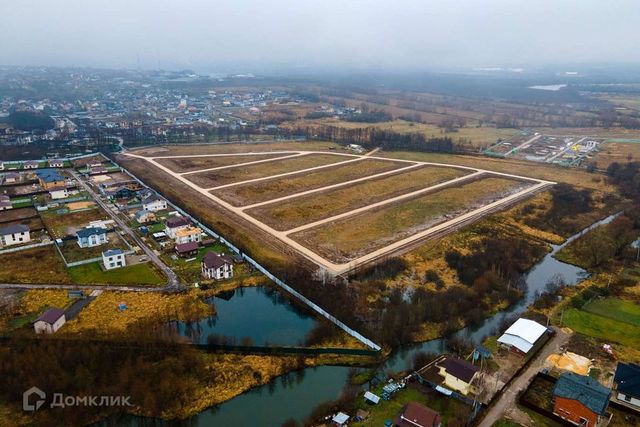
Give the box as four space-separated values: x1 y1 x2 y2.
116 213 618 426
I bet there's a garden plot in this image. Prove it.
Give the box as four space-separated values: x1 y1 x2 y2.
213 158 407 206
156 152 295 173
184 153 353 188
247 165 472 230
290 176 531 263
122 147 552 275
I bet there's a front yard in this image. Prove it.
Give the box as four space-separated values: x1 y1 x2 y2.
67 262 165 286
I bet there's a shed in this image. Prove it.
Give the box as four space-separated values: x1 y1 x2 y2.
332 412 349 426
175 242 199 257
364 391 381 404
34 308 66 334
497 318 547 354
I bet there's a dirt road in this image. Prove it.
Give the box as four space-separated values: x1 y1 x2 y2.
477 327 571 427
123 150 554 275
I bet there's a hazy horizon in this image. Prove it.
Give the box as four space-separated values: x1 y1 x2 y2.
2 0 639 74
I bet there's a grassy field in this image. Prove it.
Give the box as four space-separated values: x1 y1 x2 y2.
563 307 640 349
380 151 615 193
292 176 525 263
593 141 640 169
133 140 340 157
67 262 165 285
0 246 72 284
213 158 404 206
186 153 349 188
59 232 129 263
40 207 108 238
156 153 290 173
582 298 640 326
63 290 214 335
248 166 470 231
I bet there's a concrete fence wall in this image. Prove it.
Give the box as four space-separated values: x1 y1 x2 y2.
0 240 53 255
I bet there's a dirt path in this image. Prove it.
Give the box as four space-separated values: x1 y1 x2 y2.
122 151 554 275
477 327 571 427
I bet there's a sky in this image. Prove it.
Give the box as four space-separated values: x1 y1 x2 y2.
1 0 639 73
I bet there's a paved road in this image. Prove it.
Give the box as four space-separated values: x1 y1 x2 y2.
70 170 181 290
123 151 554 276
477 327 571 427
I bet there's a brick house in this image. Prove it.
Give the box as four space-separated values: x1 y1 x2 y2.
553 372 611 427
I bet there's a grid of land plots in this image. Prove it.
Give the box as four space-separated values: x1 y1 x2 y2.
124 149 554 275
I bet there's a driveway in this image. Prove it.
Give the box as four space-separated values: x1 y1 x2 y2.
477 327 571 427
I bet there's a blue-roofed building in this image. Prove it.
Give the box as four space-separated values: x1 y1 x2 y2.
553 372 611 427
77 226 108 248
102 248 126 270
36 168 65 189
613 362 640 410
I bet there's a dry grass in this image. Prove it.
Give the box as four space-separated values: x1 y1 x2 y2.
132 141 340 157
214 158 405 206
292 176 525 262
40 207 109 238
65 290 213 336
248 165 470 230
63 291 213 336
156 153 290 173
185 153 349 188
593 141 640 169
380 151 615 192
0 246 71 284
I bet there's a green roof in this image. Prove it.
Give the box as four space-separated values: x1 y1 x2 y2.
553 372 611 415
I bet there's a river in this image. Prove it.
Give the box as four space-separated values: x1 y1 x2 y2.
112 213 618 426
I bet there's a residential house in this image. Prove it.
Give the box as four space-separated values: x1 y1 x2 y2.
36 169 66 190
0 195 12 211
437 357 480 395
23 160 39 169
394 402 441 427
77 226 108 248
48 186 69 200
164 216 191 238
201 252 234 280
106 186 135 200
175 241 199 257
135 209 156 224
48 159 65 168
141 193 167 212
33 308 66 334
553 372 611 427
174 226 202 244
3 172 20 184
613 362 640 410
497 318 548 356
0 224 31 247
102 249 126 270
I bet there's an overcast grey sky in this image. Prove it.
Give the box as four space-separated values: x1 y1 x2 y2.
1 0 639 72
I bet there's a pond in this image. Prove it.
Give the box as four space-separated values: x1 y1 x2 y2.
171 286 319 346
115 213 620 426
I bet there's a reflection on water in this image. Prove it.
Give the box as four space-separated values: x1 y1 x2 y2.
172 286 318 346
